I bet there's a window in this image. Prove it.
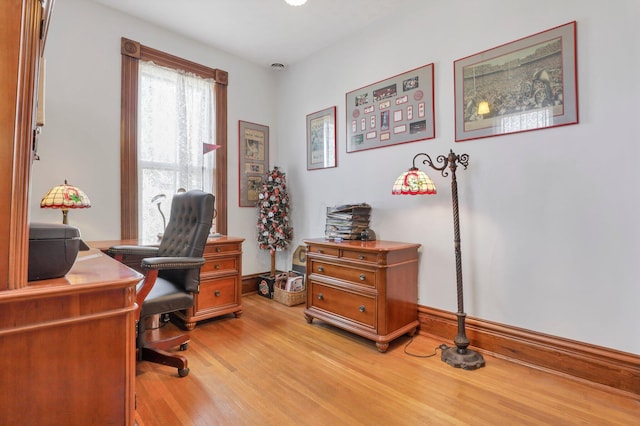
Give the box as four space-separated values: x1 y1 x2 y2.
120 38 228 240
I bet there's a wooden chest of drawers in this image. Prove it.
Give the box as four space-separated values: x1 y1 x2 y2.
303 238 420 352
174 236 244 329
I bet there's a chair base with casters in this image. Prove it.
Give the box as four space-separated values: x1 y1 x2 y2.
134 270 201 377
139 332 190 377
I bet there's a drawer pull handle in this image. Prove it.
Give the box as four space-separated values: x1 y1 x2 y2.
216 247 222 252
318 266 324 273
214 290 221 297
359 274 366 281
359 255 365 260
359 305 366 313
318 249 324 254
214 264 221 270
317 293 324 300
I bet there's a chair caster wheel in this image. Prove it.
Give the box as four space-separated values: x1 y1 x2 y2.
178 368 189 377
179 342 188 351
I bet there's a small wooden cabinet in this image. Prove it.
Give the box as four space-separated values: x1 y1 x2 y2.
174 236 244 329
303 238 420 352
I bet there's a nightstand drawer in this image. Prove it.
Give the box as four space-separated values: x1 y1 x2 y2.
310 283 376 328
203 242 241 255
201 257 238 275
310 260 376 287
196 277 237 309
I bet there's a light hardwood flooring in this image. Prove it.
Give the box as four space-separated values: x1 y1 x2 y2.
135 294 639 425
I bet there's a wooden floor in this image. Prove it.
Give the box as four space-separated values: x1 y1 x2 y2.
135 294 639 425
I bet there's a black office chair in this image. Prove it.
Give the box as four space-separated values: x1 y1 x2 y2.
109 190 214 377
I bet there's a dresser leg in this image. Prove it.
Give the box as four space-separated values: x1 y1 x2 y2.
376 342 389 353
304 313 314 324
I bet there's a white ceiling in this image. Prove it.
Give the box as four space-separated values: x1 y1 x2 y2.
88 0 414 68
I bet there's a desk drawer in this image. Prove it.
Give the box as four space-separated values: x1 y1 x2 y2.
310 260 376 288
310 282 376 328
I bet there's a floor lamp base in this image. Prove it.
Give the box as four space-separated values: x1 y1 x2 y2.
441 345 486 370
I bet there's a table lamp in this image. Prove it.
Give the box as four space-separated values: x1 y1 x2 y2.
40 179 91 224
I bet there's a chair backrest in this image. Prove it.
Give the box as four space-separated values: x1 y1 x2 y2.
158 190 215 292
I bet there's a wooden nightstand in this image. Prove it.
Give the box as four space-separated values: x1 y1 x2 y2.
303 238 420 352
173 236 244 329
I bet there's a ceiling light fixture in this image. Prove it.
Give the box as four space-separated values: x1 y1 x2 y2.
285 0 307 6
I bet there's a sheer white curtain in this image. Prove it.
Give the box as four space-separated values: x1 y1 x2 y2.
138 60 216 241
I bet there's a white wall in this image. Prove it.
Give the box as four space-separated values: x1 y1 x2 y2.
34 0 640 355
31 0 279 273
276 0 640 354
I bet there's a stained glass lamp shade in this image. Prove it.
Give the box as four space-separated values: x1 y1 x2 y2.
392 168 437 195
40 180 91 224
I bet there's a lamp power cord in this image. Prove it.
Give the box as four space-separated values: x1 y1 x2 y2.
403 337 449 358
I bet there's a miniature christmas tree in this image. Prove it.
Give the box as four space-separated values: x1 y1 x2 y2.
257 167 293 277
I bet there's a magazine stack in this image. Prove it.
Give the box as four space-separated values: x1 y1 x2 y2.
325 203 372 240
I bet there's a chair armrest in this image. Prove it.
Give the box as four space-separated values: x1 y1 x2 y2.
141 256 206 271
108 245 159 257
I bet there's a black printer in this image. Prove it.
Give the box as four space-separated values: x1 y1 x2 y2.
28 222 89 281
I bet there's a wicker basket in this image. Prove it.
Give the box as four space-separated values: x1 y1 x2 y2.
273 286 306 306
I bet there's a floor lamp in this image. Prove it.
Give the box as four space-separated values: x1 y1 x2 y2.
393 149 485 370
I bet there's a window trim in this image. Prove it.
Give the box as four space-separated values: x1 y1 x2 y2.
120 37 228 238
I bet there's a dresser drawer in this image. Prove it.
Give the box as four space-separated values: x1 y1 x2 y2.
196 276 237 310
341 249 377 263
307 245 340 257
310 283 376 328
310 260 376 288
201 256 238 275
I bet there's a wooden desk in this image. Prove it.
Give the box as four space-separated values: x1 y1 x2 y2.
90 236 244 329
0 250 141 425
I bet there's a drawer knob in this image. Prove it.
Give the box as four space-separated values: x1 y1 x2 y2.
359 274 366 281
359 255 365 260
359 305 366 313
318 266 324 273
317 293 324 300
214 264 220 269
216 247 222 252
214 290 221 297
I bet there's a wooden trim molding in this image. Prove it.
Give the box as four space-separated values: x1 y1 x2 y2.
241 273 262 295
119 53 138 239
418 305 640 397
119 37 228 239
